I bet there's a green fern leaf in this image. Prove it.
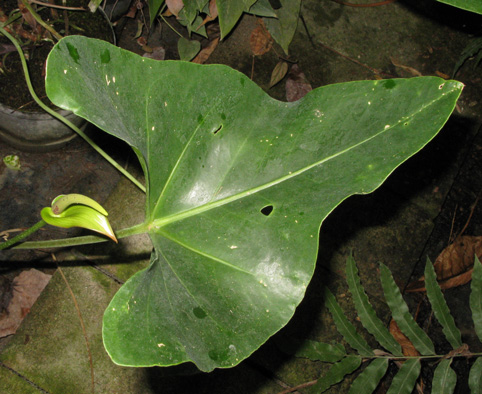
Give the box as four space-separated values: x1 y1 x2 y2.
274 336 346 362
310 355 362 394
347 358 389 394
324 288 373 356
346 254 402 356
471 256 482 343
424 257 462 349
432 359 456 394
469 357 482 394
379 263 435 355
386 358 421 394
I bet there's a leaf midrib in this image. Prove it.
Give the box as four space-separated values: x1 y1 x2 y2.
149 84 459 230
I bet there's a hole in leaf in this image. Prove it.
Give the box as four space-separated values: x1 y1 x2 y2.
213 125 223 135
260 205 274 216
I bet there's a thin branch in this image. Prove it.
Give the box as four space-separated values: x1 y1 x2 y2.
0 220 46 250
0 27 146 193
276 380 317 394
28 0 87 11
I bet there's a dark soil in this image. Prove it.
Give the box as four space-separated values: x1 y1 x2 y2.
0 0 113 112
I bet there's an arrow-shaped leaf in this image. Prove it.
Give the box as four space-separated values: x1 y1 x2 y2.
41 193 116 242
45 36 462 371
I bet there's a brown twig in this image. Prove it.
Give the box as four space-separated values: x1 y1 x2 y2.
276 379 318 394
317 40 395 78
27 0 87 11
53 255 95 394
331 0 396 7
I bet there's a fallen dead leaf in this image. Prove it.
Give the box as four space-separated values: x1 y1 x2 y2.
192 37 220 64
285 64 312 102
125 0 139 18
0 269 51 338
198 0 218 29
166 0 184 17
250 21 273 56
18 1 41 35
143 46 166 61
389 319 420 357
407 235 482 292
269 60 289 88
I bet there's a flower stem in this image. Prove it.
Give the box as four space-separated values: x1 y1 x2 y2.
0 27 146 194
20 0 63 41
2 222 149 250
0 220 47 250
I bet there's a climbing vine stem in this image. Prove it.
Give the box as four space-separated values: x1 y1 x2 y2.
0 222 149 250
0 26 146 193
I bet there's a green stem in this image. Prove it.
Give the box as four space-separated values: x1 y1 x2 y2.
21 0 63 41
159 8 184 39
3 222 149 250
0 27 147 194
0 220 47 250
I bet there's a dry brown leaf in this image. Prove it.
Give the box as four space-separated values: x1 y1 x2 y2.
390 57 423 77
125 0 139 18
143 46 166 61
407 235 482 292
166 0 184 17
0 269 51 338
250 22 273 56
18 1 41 35
285 64 312 102
269 60 289 88
389 319 420 357
192 37 220 64
198 0 218 29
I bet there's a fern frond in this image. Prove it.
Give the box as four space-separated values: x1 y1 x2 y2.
324 287 374 356
432 359 456 394
471 256 482 342
453 36 482 76
469 357 482 394
424 257 463 349
346 253 403 356
347 358 389 394
275 336 346 362
386 359 420 394
379 263 435 356
288 255 482 394
310 355 362 393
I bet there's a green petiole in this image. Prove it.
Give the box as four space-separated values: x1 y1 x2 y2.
0 26 146 194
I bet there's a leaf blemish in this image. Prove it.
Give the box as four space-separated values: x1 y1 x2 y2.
260 205 274 216
213 125 222 135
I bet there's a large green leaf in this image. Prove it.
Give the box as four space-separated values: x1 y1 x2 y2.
263 0 300 54
148 0 165 26
437 0 482 14
45 36 462 371
217 0 257 39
